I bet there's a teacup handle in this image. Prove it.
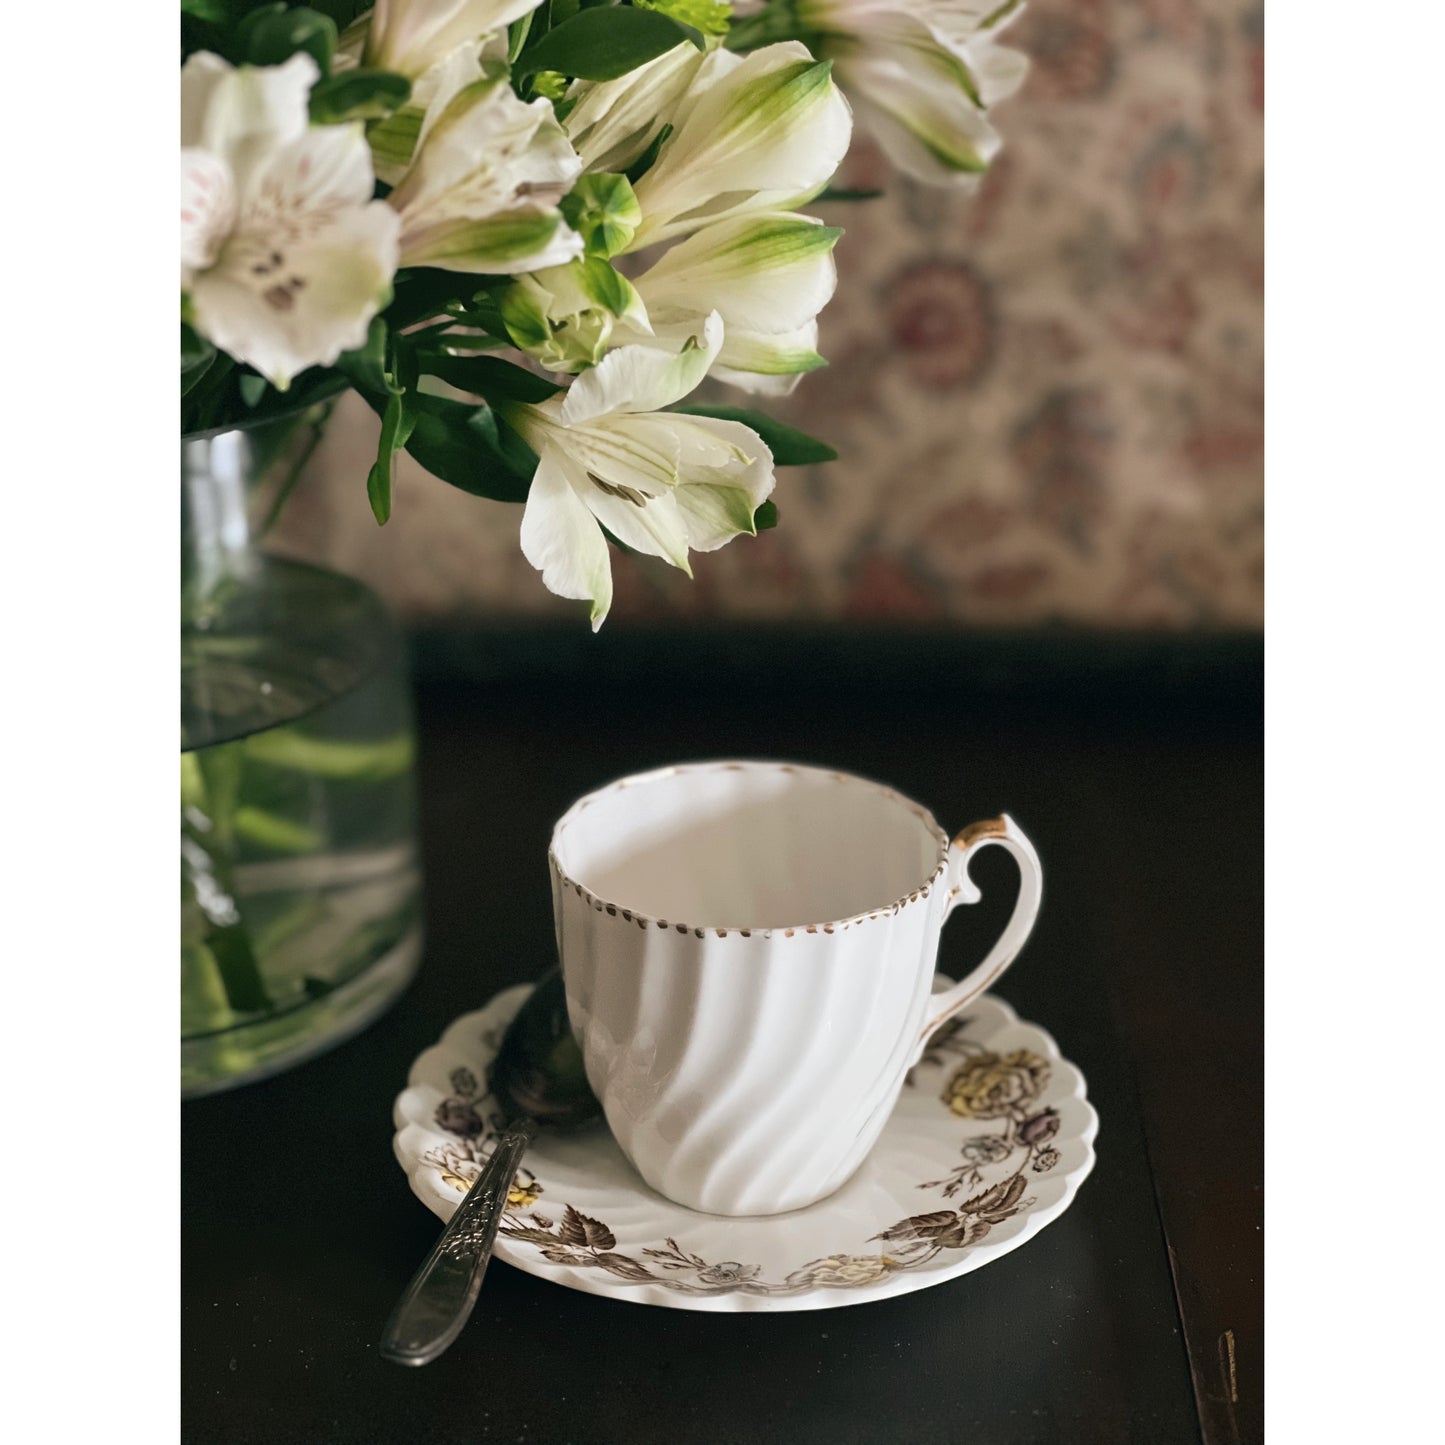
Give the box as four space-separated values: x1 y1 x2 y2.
919 814 1043 1046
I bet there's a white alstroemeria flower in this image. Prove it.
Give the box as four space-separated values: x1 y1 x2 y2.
386 44 584 273
618 211 841 395
501 314 776 629
500 258 651 374
181 52 400 388
561 42 708 174
360 0 544 79
797 0 1027 187
625 41 852 251
346 4 523 181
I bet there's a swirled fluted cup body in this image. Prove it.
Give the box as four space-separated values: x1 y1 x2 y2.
548 762 1041 1217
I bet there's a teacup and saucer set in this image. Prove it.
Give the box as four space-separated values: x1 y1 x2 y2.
392 762 1097 1314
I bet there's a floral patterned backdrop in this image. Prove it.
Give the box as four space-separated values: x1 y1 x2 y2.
272 0 1264 629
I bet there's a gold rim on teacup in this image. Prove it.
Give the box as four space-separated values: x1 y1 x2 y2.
548 760 957 939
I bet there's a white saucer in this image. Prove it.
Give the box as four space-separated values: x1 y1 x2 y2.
392 984 1097 1313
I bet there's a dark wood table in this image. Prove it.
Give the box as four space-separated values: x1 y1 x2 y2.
183 630 1262 1445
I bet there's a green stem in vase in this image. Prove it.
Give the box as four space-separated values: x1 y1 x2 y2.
233 805 325 854
242 728 414 781
254 405 334 542
181 750 274 1015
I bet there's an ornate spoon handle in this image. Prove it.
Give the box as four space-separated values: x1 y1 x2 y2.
380 1118 537 1366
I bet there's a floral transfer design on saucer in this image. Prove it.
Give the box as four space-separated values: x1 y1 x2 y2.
394 984 1096 1313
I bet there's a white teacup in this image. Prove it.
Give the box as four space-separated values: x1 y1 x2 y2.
549 761 1043 1217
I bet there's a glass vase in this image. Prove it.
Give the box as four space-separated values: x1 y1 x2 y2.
181 414 423 1096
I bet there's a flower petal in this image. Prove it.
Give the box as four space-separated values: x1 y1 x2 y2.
972 41 1029 107
562 414 680 492
668 416 776 551
839 55 1000 185
181 149 235 286
365 0 544 79
713 322 826 392
708 366 806 398
579 466 693 575
828 8 986 100
190 196 399 388
398 208 583 273
562 42 707 173
180 52 234 149
560 313 722 423
519 451 615 630
634 212 839 335
183 52 319 195
389 48 582 266
801 2 1024 185
392 68 508 216
243 117 378 216
630 45 852 249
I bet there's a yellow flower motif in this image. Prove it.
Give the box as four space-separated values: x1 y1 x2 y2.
943 1049 1050 1119
788 1253 897 1288
432 1153 541 1206
439 1165 477 1194
507 1170 542 1209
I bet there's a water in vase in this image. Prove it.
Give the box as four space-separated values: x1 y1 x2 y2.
181 557 423 1096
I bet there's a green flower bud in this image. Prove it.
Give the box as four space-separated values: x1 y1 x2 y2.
559 174 643 260
500 258 651 374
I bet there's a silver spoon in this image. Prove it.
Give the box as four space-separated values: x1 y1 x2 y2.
380 968 599 1366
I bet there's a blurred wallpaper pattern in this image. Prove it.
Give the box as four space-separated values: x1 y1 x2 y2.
274 0 1265 629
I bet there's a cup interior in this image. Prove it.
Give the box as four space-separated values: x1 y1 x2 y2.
551 763 946 930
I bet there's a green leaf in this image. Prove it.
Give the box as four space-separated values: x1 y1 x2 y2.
393 329 421 395
384 268 479 329
368 387 415 525
238 373 269 408
508 10 535 63
426 329 509 354
237 5 338 73
422 353 563 405
622 123 673 186
182 0 252 60
184 366 348 439
181 323 212 371
402 394 537 502
672 406 837 465
445 291 509 329
634 0 732 37
981 0 1025 31
350 336 541 501
337 317 389 395
180 351 237 435
517 7 700 81
815 186 884 203
306 1 373 29
754 499 779 531
308 69 410 124
181 324 216 397
724 4 799 51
